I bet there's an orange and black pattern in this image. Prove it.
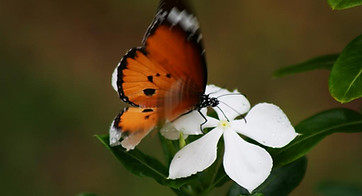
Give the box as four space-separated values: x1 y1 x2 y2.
110 0 208 150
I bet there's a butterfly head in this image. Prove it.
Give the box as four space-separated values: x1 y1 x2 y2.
209 97 219 107
198 94 219 109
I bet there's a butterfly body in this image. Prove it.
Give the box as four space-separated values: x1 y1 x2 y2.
197 94 219 109
110 0 217 150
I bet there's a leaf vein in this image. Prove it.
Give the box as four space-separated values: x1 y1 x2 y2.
125 152 167 178
279 120 362 153
343 68 362 99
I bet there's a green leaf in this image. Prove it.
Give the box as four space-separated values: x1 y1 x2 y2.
273 54 338 78
329 34 362 103
327 0 362 10
96 134 190 189
227 157 307 196
269 108 362 168
158 132 179 165
212 162 230 188
316 181 362 196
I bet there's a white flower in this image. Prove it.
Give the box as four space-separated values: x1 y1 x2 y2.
166 85 298 193
161 84 251 139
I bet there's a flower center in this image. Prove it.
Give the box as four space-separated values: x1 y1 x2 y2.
218 120 230 129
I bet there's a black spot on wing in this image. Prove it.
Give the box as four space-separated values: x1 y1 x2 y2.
145 115 150 119
166 73 172 78
147 75 153 82
142 109 154 112
143 88 156 96
156 73 160 77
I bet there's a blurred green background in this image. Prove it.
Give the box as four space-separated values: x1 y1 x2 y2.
0 0 361 195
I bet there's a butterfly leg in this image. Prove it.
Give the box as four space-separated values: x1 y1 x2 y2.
198 109 208 133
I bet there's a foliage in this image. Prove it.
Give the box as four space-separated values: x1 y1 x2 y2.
273 54 338 77
97 107 361 195
269 108 362 168
316 181 362 196
327 0 362 10
274 34 362 103
96 0 362 195
329 34 362 103
97 135 191 189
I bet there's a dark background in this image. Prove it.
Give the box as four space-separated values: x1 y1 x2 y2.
0 0 361 195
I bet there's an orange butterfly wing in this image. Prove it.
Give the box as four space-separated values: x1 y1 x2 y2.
110 0 207 150
110 107 159 150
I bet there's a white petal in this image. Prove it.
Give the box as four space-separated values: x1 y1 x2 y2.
205 84 227 95
205 85 250 120
216 91 250 120
203 116 219 129
172 110 205 135
234 103 298 148
160 122 189 140
168 128 223 179
223 130 272 193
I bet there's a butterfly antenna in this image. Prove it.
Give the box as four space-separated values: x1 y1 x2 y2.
218 100 247 123
215 105 230 122
216 92 247 99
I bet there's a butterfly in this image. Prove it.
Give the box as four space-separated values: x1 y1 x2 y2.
110 0 219 150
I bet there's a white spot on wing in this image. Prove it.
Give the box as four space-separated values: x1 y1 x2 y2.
197 34 203 43
111 65 119 92
168 8 182 25
167 7 199 33
155 9 167 23
109 120 122 146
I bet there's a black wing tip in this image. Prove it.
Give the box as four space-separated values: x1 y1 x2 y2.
142 0 201 44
